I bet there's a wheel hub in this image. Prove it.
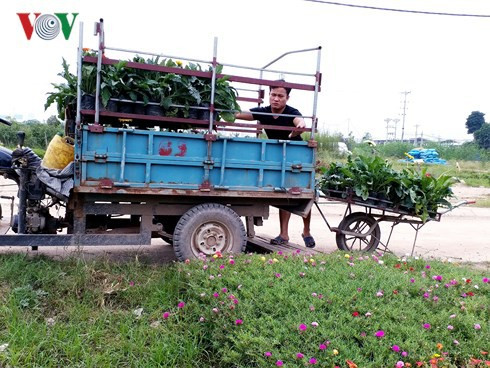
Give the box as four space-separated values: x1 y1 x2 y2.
193 222 231 255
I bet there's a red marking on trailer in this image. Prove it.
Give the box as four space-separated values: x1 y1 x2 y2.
175 143 187 157
159 142 172 156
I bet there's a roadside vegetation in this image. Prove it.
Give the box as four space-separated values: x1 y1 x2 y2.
0 252 487 367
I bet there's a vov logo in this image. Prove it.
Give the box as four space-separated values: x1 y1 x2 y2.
17 13 79 41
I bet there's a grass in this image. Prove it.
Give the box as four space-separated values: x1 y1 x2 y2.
0 252 488 367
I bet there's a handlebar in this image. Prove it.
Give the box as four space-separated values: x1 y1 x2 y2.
0 117 12 126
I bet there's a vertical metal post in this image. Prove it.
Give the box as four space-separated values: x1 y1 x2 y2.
311 46 322 140
76 22 84 127
95 19 105 125
209 37 218 132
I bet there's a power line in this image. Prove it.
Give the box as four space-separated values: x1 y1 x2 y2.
304 0 490 17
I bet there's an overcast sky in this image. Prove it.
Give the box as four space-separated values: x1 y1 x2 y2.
2 0 490 141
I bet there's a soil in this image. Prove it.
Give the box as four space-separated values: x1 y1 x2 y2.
1 178 489 269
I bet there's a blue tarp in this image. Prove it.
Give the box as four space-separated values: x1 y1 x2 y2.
400 148 447 165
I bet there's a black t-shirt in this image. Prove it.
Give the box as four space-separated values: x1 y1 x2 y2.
250 105 303 141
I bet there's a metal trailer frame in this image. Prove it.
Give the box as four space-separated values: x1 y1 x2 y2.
0 19 323 257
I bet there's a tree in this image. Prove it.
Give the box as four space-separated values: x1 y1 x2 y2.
465 111 485 134
47 115 61 126
474 123 490 149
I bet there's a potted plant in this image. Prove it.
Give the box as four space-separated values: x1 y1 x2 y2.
44 58 77 120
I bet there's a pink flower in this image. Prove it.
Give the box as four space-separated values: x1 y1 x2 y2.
396 361 405 368
375 330 385 338
376 291 384 297
213 292 219 298
129 281 135 286
229 259 235 265
162 312 170 319
319 343 327 350
453 340 459 345
474 323 481 330
311 321 319 327
309 357 317 365
219 264 225 269
425 264 431 269
433 296 439 302
447 325 454 330
449 314 456 318
212 308 219 313
432 275 442 281
309 305 315 311
401 352 408 357
275 273 281 278
299 272 306 277
296 352 304 359
299 324 307 331
264 351 272 357
410 278 415 283
423 323 431 329
276 360 283 366
392 345 400 352
423 292 430 299
483 277 489 283
177 302 185 309
222 288 228 293
235 319 243 325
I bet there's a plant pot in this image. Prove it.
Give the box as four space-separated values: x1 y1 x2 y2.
188 108 200 120
145 105 164 116
199 103 211 121
104 100 118 112
133 104 146 115
80 94 96 110
118 102 134 114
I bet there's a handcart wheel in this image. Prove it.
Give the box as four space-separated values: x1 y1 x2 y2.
336 212 381 252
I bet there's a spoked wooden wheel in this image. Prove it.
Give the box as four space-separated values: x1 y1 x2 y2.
336 212 381 252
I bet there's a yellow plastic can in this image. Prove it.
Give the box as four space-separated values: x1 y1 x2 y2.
42 135 74 170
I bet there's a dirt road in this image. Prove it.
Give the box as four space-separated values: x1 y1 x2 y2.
1 178 489 266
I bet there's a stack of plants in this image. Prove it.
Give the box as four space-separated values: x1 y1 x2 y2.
319 155 454 221
45 54 241 123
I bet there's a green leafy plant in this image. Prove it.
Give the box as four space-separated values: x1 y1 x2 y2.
44 58 77 120
320 155 454 221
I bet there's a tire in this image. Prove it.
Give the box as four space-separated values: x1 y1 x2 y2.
336 212 381 252
173 203 246 261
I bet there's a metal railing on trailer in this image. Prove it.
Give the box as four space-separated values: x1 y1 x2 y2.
75 19 322 139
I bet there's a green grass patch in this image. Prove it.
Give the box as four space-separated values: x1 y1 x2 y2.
0 252 488 367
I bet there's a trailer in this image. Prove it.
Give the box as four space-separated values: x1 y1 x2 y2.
0 19 323 260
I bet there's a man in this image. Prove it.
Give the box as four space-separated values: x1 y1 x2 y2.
235 83 315 248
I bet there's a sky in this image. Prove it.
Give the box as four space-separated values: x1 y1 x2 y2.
1 0 490 142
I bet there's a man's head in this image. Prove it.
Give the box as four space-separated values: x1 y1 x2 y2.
269 84 290 112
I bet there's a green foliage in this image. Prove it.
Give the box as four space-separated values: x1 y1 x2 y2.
474 123 490 150
0 253 487 367
465 111 485 134
319 155 454 221
0 119 63 150
44 58 77 120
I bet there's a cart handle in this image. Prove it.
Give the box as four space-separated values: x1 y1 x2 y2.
438 200 475 215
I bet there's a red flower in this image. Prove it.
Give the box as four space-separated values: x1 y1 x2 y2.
393 290 399 295
352 311 360 317
466 279 472 283
467 291 475 297
394 264 401 269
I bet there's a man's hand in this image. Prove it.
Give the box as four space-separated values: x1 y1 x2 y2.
289 117 306 138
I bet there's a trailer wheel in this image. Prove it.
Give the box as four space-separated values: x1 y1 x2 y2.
336 212 381 252
173 203 246 261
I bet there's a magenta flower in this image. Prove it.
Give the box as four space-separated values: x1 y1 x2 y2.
264 351 272 357
319 343 327 350
129 281 135 286
162 311 170 319
222 287 228 293
235 319 243 325
425 264 431 269
396 361 405 368
213 292 219 298
392 345 400 352
219 264 225 269
229 259 235 265
299 323 307 331
410 278 415 283
177 302 185 309
423 323 431 329
401 351 408 357
275 273 281 278
276 360 283 366
375 330 385 338
296 352 304 359
423 292 429 299
483 277 489 283
309 357 317 365
474 323 481 330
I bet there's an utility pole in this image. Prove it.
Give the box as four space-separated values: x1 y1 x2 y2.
392 118 400 140
414 124 420 145
385 118 391 142
400 91 411 142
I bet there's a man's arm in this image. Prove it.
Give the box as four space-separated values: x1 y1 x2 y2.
289 116 306 138
235 112 255 121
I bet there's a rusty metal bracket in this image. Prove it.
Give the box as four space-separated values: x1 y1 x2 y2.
289 187 302 195
98 178 114 189
307 139 317 148
89 124 104 133
204 133 217 141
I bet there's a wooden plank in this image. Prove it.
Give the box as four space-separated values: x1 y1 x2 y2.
247 235 325 255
